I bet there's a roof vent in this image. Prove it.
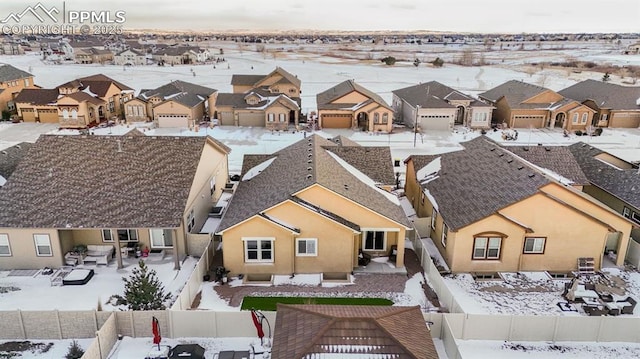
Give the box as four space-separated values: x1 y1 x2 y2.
507 159 513 163
116 139 123 153
306 174 312 180
490 148 495 152
517 165 524 170
307 159 312 164
344 184 349 190
307 153 312 158
528 173 535 178
523 147 529 151
498 153 504 157
1 151 6 155
308 142 312 146
15 145 20 149
545 147 550 151
307 167 312 171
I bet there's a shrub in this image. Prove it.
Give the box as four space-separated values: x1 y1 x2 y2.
380 56 396 66
432 57 444 67
108 260 171 310
65 340 84 359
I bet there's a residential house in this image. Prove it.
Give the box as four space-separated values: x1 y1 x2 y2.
392 81 493 130
152 46 198 65
479 80 595 130
559 80 640 128
56 91 106 128
626 42 640 55
316 80 393 132
272 304 437 359
0 142 32 186
57 74 135 120
215 135 410 281
568 143 640 265
14 89 60 123
0 135 230 271
74 48 114 64
0 64 36 113
114 49 146 66
125 80 217 127
217 67 301 128
404 136 634 274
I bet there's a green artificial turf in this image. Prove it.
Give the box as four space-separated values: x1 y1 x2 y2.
240 296 393 311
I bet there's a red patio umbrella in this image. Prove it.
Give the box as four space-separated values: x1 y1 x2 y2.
152 316 161 350
250 310 265 344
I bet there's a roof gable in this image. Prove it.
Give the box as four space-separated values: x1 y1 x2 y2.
0 135 208 228
559 79 640 110
0 64 32 82
392 81 472 109
317 80 391 110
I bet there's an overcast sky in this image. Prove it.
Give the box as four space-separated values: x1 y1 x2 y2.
1 0 638 33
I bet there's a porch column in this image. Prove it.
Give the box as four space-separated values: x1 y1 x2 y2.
395 230 405 268
112 228 123 269
173 229 181 270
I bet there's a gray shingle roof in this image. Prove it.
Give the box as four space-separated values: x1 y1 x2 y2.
0 142 32 180
217 134 410 232
140 80 216 101
230 67 301 89
0 64 32 82
568 142 640 209
0 135 208 228
392 81 474 109
478 80 550 107
230 75 264 86
559 79 640 110
317 80 391 110
57 74 133 97
272 304 437 359
324 146 395 185
504 145 590 185
410 136 550 230
14 89 59 105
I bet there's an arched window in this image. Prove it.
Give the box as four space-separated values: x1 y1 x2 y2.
71 109 78 119
62 109 69 119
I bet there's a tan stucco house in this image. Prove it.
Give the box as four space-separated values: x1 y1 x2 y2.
125 80 217 128
479 80 595 131
114 48 146 66
14 89 60 123
559 80 640 128
57 74 134 121
216 67 301 128
216 135 410 281
0 135 230 271
74 48 114 64
0 64 36 113
392 81 494 131
317 80 393 132
405 136 635 274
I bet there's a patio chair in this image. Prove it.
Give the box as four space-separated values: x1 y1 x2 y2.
358 250 371 266
388 245 398 263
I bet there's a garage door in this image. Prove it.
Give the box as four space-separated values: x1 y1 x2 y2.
512 116 543 128
157 114 189 128
239 112 264 127
322 114 352 129
20 108 36 122
419 117 451 131
38 109 59 123
219 112 234 126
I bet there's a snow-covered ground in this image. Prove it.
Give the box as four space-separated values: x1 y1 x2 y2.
106 336 269 359
456 340 640 359
0 338 93 359
0 257 197 310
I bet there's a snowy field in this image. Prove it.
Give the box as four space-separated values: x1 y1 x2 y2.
456 340 640 359
0 338 93 359
0 257 197 310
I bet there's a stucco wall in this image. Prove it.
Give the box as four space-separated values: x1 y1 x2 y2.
0 228 62 270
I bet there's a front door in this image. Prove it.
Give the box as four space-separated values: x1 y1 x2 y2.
150 229 173 248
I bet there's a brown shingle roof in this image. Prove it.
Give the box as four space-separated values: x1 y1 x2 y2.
230 74 265 86
505 145 590 185
272 304 437 359
218 134 410 232
14 89 59 105
0 142 33 181
478 80 550 107
559 79 640 110
325 146 396 185
317 80 391 111
0 135 208 228
57 74 133 97
392 81 473 109
63 92 105 105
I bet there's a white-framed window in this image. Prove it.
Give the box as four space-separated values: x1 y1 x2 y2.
0 234 11 256
34 234 52 256
187 209 195 232
243 237 274 262
24 78 29 87
363 231 386 251
279 113 286 122
572 113 579 124
581 113 588 124
431 208 438 230
150 229 173 248
420 191 425 204
267 113 275 122
523 237 546 254
296 238 317 256
210 177 216 196
382 113 389 124
631 212 640 225
473 236 502 260
71 109 78 119
62 109 69 119
102 229 138 242
374 113 380 124
442 224 448 247
623 207 631 218
601 113 608 122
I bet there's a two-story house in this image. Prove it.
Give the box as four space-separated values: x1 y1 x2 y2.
0 64 36 113
56 74 134 121
114 49 146 66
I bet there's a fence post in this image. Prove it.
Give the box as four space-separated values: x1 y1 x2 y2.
55 309 63 339
95 330 102 359
168 309 175 339
17 309 26 339
130 311 135 337
552 315 560 342
596 316 604 343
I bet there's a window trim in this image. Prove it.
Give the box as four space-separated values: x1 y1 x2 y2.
149 228 173 248
442 224 448 247
622 207 630 218
431 208 438 230
362 231 387 251
523 237 546 254
0 234 11 256
243 237 275 263
296 238 318 257
187 209 195 233
34 234 52 257
472 233 503 260
581 113 588 124
572 113 579 124
102 229 139 242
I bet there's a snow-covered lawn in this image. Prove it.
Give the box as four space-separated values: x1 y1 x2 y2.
0 338 93 359
0 257 198 311
456 340 640 359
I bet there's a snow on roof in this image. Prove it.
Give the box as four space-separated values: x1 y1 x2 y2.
417 157 441 184
423 188 439 212
326 151 400 205
164 91 185 100
0 175 6 186
82 85 98 97
242 157 276 181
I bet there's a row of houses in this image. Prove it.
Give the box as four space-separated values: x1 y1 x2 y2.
0 130 638 282
4 63 640 131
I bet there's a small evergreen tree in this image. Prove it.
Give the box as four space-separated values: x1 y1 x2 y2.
380 56 396 66
109 260 171 310
602 72 611 82
65 340 84 359
432 57 444 67
413 58 421 67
